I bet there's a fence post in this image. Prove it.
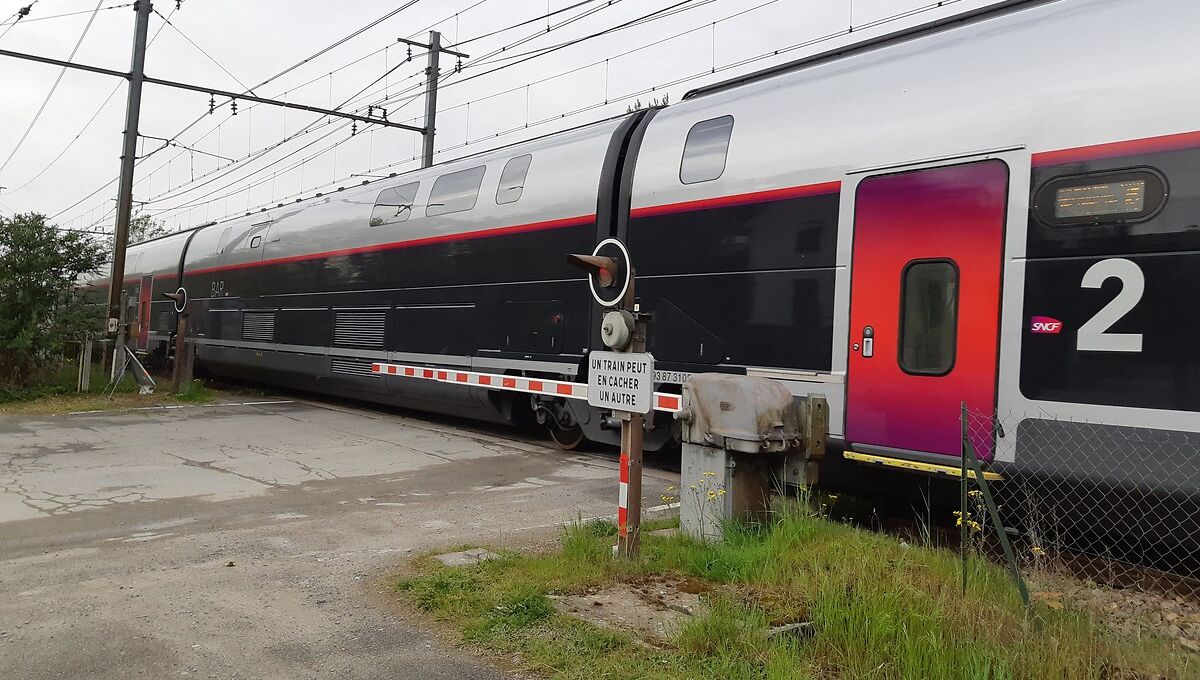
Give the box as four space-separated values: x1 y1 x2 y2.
960 402 969 596
963 409 1031 609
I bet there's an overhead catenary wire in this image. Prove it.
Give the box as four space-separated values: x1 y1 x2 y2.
60 0 611 224
71 0 774 227
0 2 130 28
93 0 974 232
8 4 178 195
361 0 706 120
0 0 105 179
153 8 257 95
151 0 973 227
447 0 598 47
0 0 38 42
146 0 746 224
51 0 424 223
134 56 431 208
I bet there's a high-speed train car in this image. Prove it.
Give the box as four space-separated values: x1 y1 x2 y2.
99 0 1198 490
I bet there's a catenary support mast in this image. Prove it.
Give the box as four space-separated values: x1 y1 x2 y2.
105 0 152 339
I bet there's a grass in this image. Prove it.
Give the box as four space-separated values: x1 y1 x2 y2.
397 507 1198 679
0 361 217 413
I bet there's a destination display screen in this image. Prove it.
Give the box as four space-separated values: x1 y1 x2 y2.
1054 179 1146 219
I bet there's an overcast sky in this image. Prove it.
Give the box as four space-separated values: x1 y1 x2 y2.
0 0 995 235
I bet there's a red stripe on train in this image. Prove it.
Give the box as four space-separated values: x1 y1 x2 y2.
629 181 841 219
183 213 596 277
1033 130 1200 167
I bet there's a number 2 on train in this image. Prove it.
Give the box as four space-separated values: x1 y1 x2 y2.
1077 258 1143 353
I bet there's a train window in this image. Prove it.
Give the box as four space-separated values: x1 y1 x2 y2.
427 165 486 217
1033 168 1167 227
898 259 959 376
496 154 532 205
370 182 419 226
680 115 733 184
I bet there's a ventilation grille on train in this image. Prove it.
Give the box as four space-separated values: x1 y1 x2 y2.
242 312 275 342
333 310 386 348
330 357 379 377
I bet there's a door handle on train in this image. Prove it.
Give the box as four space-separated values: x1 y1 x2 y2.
857 325 874 358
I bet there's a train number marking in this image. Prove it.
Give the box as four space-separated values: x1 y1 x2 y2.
210 280 225 297
1077 258 1143 353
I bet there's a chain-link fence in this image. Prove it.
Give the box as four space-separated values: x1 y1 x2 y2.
963 407 1200 607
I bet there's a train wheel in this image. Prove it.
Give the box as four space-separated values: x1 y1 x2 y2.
547 423 585 450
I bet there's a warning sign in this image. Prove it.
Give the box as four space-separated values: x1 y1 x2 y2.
587 351 654 414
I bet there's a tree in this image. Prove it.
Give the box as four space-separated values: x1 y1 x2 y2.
626 93 670 113
128 213 170 243
0 213 107 389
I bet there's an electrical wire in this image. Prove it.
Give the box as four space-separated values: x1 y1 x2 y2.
360 0 693 118
0 0 37 42
0 2 130 28
153 8 256 95
0 0 105 178
6 4 178 194
52 0 425 223
88 0 970 230
447 0 597 47
144 0 704 222
404 0 492 41
61 0 596 221
154 0 973 225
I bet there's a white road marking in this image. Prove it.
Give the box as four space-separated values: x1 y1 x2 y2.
66 400 294 416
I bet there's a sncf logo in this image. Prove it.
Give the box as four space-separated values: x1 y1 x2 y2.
1030 316 1063 334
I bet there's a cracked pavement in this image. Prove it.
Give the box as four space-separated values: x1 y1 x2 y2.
0 398 678 679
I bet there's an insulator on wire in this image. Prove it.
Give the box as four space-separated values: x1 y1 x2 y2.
455 57 462 73
231 99 237 115
351 121 357 136
208 94 215 115
381 107 388 120
406 45 412 62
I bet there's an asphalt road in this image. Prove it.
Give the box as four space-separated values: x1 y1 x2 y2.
0 397 678 679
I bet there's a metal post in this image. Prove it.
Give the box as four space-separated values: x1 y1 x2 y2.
616 276 646 559
421 30 440 168
105 0 152 356
170 309 188 394
112 290 129 382
960 401 969 595
77 337 92 393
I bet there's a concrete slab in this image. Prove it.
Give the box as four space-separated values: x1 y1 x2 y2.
433 548 500 567
0 397 680 680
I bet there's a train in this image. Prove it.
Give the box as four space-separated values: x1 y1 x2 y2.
88 0 1200 494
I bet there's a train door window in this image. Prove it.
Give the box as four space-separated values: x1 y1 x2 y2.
496 154 532 205
680 115 734 184
370 182 419 226
427 165 486 217
898 259 959 376
216 226 233 253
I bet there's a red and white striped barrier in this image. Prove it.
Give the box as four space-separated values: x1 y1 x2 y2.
618 450 630 538
370 362 683 413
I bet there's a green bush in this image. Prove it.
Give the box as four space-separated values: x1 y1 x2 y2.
0 213 105 390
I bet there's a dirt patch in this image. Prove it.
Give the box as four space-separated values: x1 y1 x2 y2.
551 576 708 642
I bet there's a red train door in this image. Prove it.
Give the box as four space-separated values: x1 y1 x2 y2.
138 275 153 349
845 159 1008 460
